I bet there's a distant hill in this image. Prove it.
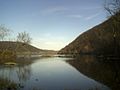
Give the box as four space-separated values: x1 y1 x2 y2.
0 41 57 55
58 14 120 56
0 41 41 53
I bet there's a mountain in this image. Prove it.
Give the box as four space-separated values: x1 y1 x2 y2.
0 41 41 53
0 41 57 55
58 15 120 56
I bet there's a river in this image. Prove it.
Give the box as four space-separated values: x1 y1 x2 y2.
0 57 111 90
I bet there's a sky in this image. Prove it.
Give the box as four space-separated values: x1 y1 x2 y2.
0 0 107 50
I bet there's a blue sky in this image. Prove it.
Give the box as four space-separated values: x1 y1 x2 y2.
0 0 107 50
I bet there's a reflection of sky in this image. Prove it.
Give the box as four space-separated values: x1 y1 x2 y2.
0 65 31 84
0 0 107 50
0 57 110 90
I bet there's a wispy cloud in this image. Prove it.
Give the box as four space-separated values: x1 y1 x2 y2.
85 12 101 20
67 14 82 19
67 12 101 20
41 6 68 15
79 6 102 10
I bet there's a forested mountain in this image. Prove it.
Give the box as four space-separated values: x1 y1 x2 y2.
58 14 120 56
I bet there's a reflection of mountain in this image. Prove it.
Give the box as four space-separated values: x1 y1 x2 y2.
67 56 120 90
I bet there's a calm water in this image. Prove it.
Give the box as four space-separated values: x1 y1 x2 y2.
0 57 110 90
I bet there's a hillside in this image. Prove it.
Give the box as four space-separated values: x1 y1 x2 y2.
0 41 57 55
58 15 120 56
0 41 42 54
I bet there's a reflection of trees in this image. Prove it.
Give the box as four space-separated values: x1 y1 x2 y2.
16 65 31 82
67 55 120 90
0 64 31 89
0 77 18 90
0 66 18 90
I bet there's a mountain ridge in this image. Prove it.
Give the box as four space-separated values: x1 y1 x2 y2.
58 15 120 56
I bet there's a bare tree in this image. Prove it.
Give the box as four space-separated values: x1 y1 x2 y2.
104 0 120 55
0 24 11 41
0 25 15 61
105 0 120 20
16 31 32 58
17 31 32 44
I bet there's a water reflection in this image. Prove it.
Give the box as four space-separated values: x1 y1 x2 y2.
0 64 31 90
0 57 111 90
67 55 120 90
17 65 31 82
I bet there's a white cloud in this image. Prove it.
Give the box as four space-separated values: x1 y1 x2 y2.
41 6 68 15
85 12 101 20
80 6 102 10
67 14 82 19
